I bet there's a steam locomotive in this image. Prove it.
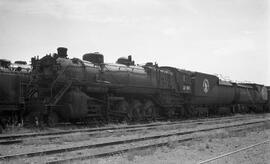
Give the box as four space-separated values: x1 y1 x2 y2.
22 47 269 125
0 47 269 130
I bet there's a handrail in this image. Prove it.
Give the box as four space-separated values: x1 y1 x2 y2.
50 65 69 89
49 80 72 106
103 65 121 84
50 65 70 98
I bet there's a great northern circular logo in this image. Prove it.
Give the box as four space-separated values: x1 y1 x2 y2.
202 79 210 93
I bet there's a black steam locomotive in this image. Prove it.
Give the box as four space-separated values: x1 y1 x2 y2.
22 47 269 125
0 47 269 130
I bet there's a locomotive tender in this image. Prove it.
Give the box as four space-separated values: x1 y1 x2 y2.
24 47 269 125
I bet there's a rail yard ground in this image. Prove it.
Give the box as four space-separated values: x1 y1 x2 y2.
89 124 270 164
0 113 269 164
89 121 270 164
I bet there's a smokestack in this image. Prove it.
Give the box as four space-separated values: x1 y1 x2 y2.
57 47 68 58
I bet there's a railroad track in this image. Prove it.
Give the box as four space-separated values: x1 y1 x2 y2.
0 114 267 145
0 116 269 163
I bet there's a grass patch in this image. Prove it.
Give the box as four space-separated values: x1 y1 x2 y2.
126 146 157 161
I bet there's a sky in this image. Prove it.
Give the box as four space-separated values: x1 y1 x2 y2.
0 0 269 85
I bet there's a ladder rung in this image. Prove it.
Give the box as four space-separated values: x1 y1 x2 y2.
50 81 72 105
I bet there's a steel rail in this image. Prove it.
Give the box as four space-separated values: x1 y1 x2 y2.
0 114 264 145
0 118 268 161
47 138 194 164
46 119 270 164
0 114 264 140
198 140 270 164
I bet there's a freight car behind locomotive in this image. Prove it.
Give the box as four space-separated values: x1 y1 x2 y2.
0 59 30 130
235 83 268 112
